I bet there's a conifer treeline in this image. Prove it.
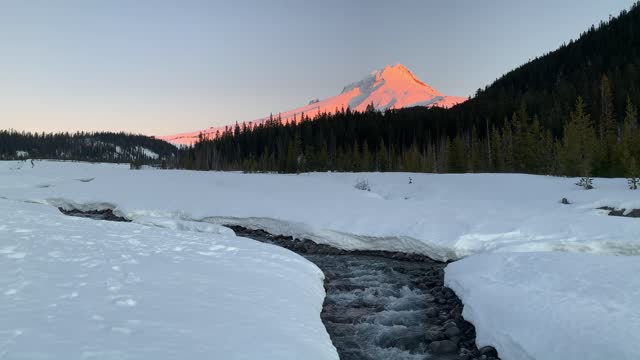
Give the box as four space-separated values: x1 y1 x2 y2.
176 2 640 177
176 89 640 178
0 130 176 164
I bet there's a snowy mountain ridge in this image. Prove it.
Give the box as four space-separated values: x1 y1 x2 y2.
158 64 466 145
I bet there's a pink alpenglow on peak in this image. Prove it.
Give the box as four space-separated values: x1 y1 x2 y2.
158 64 466 145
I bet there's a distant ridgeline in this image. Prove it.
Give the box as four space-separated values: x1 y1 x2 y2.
176 2 640 178
0 130 177 165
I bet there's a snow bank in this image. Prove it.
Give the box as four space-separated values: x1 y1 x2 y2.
0 198 337 360
445 252 640 360
2 160 640 261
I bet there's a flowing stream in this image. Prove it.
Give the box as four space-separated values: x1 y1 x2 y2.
230 227 499 360
59 209 500 360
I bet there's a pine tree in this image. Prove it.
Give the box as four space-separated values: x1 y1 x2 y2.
423 142 435 172
388 144 397 172
599 74 617 146
526 116 543 173
502 120 515 172
447 136 466 173
351 140 361 172
377 138 389 172
361 140 372 172
560 97 598 176
469 127 482 172
599 74 618 175
490 126 503 172
621 97 640 187
403 141 421 172
541 129 557 174
626 156 640 189
576 161 594 190
285 133 303 173
511 106 528 172
317 142 329 171
621 97 639 162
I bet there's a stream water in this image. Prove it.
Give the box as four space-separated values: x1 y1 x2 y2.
309 253 451 359
230 227 499 360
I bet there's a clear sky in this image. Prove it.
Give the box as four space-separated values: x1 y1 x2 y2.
0 0 635 135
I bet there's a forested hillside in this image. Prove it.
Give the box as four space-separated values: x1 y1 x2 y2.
177 2 640 179
0 130 176 165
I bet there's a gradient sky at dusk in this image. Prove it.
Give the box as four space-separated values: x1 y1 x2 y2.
1 0 635 135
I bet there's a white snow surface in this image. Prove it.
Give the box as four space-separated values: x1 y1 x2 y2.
2 160 640 360
0 175 336 359
445 252 640 360
3 161 640 261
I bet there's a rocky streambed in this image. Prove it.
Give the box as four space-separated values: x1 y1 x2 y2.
58 208 499 360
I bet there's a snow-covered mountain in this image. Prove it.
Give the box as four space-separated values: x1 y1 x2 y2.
158 64 466 145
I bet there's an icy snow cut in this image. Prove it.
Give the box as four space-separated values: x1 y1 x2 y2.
445 252 640 360
0 199 337 360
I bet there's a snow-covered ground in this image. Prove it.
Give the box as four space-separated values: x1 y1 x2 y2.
0 187 336 358
445 252 640 360
3 160 640 261
1 160 639 360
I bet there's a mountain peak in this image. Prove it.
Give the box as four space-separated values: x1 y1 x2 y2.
379 63 414 77
158 64 466 145
340 64 443 110
342 64 437 96
378 63 432 90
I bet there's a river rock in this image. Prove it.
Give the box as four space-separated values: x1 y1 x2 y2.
443 288 456 299
445 326 461 337
425 328 446 342
443 319 457 328
479 346 499 357
426 307 439 318
428 340 458 354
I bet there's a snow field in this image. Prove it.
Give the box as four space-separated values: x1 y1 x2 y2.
2 161 640 261
2 160 640 360
0 198 337 360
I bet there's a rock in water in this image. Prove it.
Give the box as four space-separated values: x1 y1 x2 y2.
479 346 499 358
428 340 459 354
444 326 461 337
